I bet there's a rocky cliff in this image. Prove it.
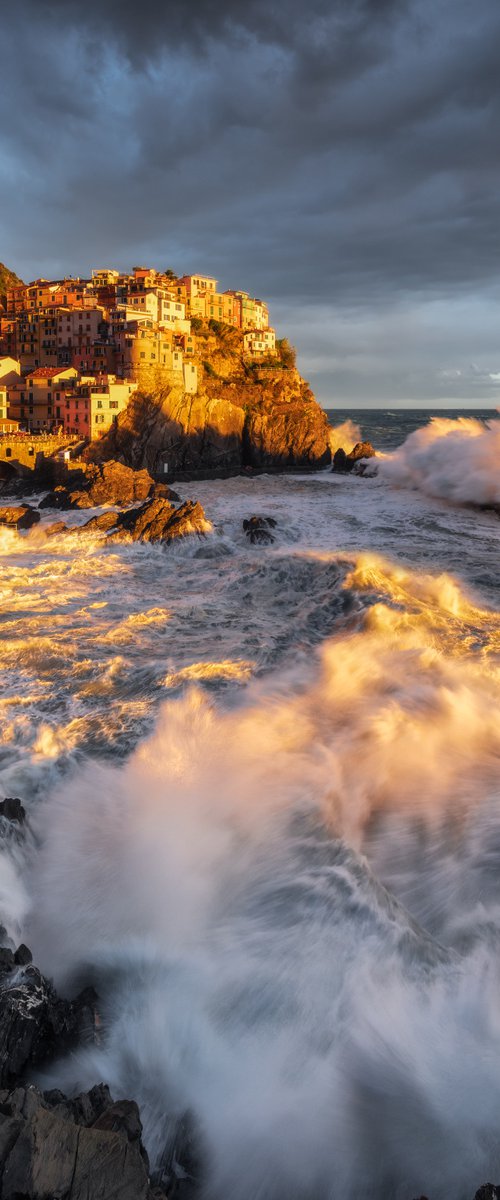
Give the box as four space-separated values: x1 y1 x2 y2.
0 262 22 310
91 323 331 476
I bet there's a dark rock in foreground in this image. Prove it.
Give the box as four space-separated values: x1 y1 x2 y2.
0 799 25 824
0 1085 156 1200
243 515 277 544
332 440 376 473
0 950 97 1089
82 497 211 544
0 505 40 530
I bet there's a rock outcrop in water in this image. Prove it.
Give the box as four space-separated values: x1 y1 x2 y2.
0 1085 157 1200
243 515 277 544
0 800 201 1199
38 460 179 510
84 496 211 544
89 324 331 476
332 440 376 473
0 505 40 530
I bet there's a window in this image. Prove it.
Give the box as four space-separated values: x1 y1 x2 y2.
5 447 11 457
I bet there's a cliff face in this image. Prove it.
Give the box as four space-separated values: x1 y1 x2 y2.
0 262 23 310
94 324 331 476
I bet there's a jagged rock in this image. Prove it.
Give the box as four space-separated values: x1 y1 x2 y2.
0 505 40 530
152 483 181 502
14 945 32 966
474 1188 500 1199
348 440 376 462
332 441 376 473
0 1085 155 1200
0 798 25 824
44 519 69 536
108 498 211 545
83 510 121 533
332 447 349 472
243 382 331 470
0 956 97 1088
243 515 277 544
39 461 157 509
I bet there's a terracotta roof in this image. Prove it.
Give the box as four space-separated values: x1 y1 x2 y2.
26 367 75 379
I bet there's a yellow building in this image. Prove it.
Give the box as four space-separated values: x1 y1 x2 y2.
63 376 137 439
243 328 276 357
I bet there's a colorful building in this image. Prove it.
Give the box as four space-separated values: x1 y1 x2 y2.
243 328 276 357
62 376 137 439
8 367 78 430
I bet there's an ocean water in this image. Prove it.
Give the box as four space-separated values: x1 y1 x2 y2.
1 409 500 1198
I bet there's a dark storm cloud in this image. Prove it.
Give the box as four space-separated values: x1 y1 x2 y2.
16 0 406 60
1 0 499 403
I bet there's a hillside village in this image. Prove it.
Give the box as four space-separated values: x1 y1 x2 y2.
0 267 278 440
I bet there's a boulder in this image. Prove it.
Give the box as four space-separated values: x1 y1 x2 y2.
332 441 376 473
82 510 121 534
108 498 211 545
348 440 376 462
0 1085 155 1200
332 447 349 472
243 515 277 545
44 520 69 536
39 461 157 510
474 1189 500 1199
0 505 40 530
0 798 25 824
0 955 97 1088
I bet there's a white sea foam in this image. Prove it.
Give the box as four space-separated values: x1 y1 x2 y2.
380 415 500 506
1 437 499 1198
26 553 500 1200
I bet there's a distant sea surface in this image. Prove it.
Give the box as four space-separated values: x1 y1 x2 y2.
325 405 498 450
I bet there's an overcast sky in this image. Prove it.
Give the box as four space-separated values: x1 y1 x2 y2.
1 0 499 407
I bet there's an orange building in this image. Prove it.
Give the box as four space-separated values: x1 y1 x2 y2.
8 367 78 430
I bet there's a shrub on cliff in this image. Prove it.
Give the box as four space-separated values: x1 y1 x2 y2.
276 338 296 369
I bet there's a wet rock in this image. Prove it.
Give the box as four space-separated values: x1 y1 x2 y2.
243 515 277 544
0 1085 155 1200
0 956 97 1088
474 1188 500 1199
332 441 376 473
110 498 211 545
0 505 40 530
39 461 156 509
0 798 25 824
332 447 349 472
82 509 120 533
45 519 69 535
13 945 32 966
348 440 376 463
84 461 156 506
151 483 181 502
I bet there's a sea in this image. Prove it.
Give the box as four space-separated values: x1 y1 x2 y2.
1 407 499 1199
